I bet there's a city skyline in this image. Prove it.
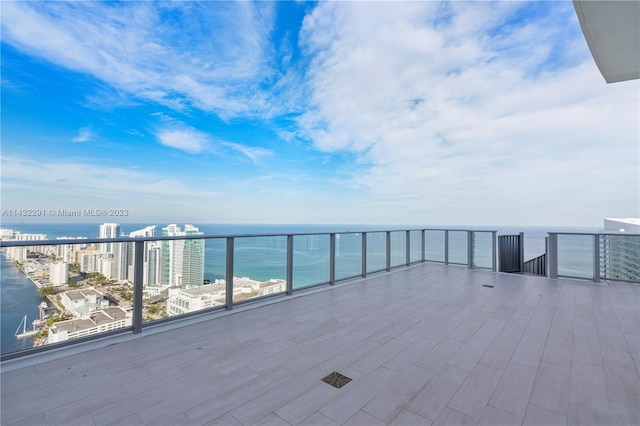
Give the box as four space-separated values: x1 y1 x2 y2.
1 1 638 228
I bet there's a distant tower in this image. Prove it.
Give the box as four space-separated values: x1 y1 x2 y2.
129 225 157 283
146 242 162 287
182 225 205 288
161 224 205 287
99 223 121 254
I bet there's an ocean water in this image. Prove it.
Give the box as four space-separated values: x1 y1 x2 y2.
0 222 599 355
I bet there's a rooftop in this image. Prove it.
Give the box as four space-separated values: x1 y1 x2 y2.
2 262 638 425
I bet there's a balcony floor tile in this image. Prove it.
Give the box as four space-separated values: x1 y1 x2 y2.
2 263 639 425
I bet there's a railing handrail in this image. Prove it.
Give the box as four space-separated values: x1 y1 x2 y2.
1 227 499 360
546 232 639 283
0 228 498 247
548 231 640 237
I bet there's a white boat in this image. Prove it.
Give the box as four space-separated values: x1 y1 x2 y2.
15 315 39 339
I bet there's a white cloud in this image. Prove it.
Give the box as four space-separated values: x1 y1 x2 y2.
152 122 273 162
296 2 639 225
72 126 94 143
221 142 273 164
0 155 227 223
0 1 278 120
155 126 211 154
1 155 220 199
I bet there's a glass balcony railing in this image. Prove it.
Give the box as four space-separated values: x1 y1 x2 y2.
6 227 637 360
547 232 640 283
0 227 498 359
366 231 387 274
425 229 446 262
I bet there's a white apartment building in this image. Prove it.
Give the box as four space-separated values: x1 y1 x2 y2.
166 278 286 316
54 237 87 263
47 307 132 344
4 232 47 261
0 228 15 239
129 225 156 238
99 257 114 279
166 284 225 316
99 223 121 254
79 251 101 273
49 261 68 286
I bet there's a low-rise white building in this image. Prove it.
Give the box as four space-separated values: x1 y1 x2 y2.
167 284 225 316
48 307 132 344
166 278 286 316
60 287 109 318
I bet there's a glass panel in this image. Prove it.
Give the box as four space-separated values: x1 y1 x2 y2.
558 235 593 279
366 232 387 273
233 236 287 301
390 231 406 267
1 241 136 356
335 233 363 280
409 230 422 263
601 234 640 282
448 231 468 265
150 236 223 318
293 234 330 289
472 232 493 269
2 243 52 356
425 230 445 262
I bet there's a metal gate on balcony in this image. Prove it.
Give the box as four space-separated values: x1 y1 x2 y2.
498 234 523 273
499 233 547 276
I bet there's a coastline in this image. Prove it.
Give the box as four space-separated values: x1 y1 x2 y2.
1 250 44 290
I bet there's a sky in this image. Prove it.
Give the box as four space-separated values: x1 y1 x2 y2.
1 1 638 228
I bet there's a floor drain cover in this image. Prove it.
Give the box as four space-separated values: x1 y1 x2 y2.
483 284 494 288
322 371 352 389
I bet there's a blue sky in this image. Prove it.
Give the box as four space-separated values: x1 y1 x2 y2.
1 1 638 227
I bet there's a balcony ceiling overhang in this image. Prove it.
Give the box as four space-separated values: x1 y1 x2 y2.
573 0 640 83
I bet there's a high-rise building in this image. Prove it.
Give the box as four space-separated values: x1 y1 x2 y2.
99 223 121 254
146 242 162 287
129 226 156 238
601 218 640 282
55 237 87 264
113 242 130 281
161 224 205 288
182 224 205 288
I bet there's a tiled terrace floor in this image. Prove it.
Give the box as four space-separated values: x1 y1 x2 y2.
1 263 639 425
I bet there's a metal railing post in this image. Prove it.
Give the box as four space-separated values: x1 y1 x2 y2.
132 240 144 334
286 235 294 294
362 232 367 277
518 232 525 273
467 231 474 269
421 229 426 262
406 230 411 266
225 237 234 309
548 233 558 279
492 231 497 272
594 234 601 283
329 233 336 285
386 231 391 271
444 230 449 265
